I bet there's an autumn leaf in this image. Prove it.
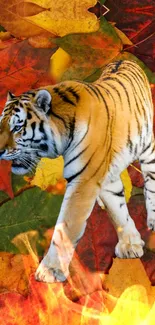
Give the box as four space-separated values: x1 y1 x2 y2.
120 169 132 203
28 32 58 48
106 0 155 72
50 48 72 82
128 162 144 188
104 258 155 306
0 251 36 295
0 161 14 198
0 31 11 41
0 38 57 110
0 37 58 196
53 17 122 81
113 25 133 46
24 156 66 193
0 0 99 39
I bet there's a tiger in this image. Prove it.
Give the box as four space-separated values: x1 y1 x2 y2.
0 59 154 283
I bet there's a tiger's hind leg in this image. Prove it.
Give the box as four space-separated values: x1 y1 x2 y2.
140 139 155 231
98 176 145 258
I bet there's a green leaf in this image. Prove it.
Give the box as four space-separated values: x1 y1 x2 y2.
0 25 6 32
0 186 63 253
54 17 122 81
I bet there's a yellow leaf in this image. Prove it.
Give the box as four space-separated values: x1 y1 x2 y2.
26 156 64 190
120 169 132 203
0 0 99 38
104 258 155 306
50 48 72 81
0 31 11 41
27 0 99 37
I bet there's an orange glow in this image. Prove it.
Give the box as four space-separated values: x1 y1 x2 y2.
0 231 154 324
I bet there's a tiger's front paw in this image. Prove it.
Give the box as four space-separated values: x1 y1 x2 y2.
115 236 145 258
35 256 69 283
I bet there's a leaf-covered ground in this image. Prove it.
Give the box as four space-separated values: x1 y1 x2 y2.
0 0 155 324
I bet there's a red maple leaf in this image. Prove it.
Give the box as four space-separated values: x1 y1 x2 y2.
0 37 57 196
106 0 155 72
0 160 14 198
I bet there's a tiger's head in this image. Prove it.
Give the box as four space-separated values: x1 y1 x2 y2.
0 89 55 175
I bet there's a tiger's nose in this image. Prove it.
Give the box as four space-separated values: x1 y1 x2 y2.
0 150 5 157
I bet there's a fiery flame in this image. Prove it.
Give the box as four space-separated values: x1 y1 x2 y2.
0 230 154 325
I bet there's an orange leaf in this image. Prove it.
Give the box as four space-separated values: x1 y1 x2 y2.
0 252 36 296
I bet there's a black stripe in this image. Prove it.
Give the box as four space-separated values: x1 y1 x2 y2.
134 108 141 135
117 72 141 115
4 107 12 113
23 121 36 141
54 87 76 106
52 240 59 247
14 108 20 113
106 189 124 197
38 120 47 141
146 159 155 164
66 150 96 183
51 110 68 129
95 85 110 119
118 71 147 120
27 112 32 119
66 87 80 102
146 173 155 180
39 120 44 133
103 77 132 113
65 114 76 151
124 67 150 110
65 145 89 167
40 143 48 151
82 83 94 97
87 84 110 120
50 129 58 155
26 91 36 97
141 143 152 157
31 121 36 138
72 114 91 151
120 203 125 208
146 188 155 193
96 83 123 110
111 60 123 73
134 143 138 157
82 83 100 99
127 124 133 153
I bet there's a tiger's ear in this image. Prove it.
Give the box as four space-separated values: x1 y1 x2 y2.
7 92 15 101
35 90 51 115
